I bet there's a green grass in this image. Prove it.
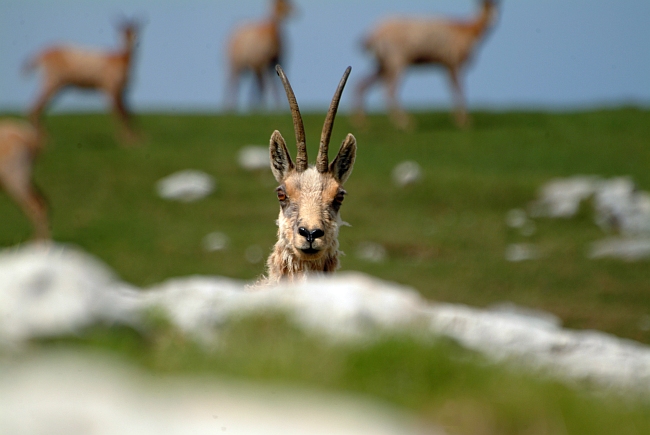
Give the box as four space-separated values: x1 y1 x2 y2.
2 108 650 433
3 109 647 342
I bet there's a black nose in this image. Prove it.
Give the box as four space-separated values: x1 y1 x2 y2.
298 227 324 243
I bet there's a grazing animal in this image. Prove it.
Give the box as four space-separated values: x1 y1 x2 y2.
263 65 357 283
0 120 49 240
225 0 294 110
354 0 498 128
25 19 142 143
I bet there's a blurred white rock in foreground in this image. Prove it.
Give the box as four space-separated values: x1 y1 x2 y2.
0 352 428 435
238 145 269 171
0 243 139 345
1 243 650 392
392 161 422 187
156 170 216 202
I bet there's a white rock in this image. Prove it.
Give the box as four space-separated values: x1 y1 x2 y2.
529 176 600 218
427 303 650 391
202 232 229 252
144 272 425 341
238 145 269 171
505 208 528 228
392 161 422 187
505 243 540 262
356 241 388 263
156 170 215 202
2 243 650 393
594 178 650 235
588 237 650 261
0 243 140 346
244 245 264 264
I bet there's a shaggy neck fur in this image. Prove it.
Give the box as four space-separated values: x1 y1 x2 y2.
265 237 340 282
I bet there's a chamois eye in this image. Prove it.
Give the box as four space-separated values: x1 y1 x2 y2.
276 187 287 201
334 190 346 204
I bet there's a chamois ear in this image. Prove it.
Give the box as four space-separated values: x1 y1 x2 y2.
329 133 356 184
270 130 294 182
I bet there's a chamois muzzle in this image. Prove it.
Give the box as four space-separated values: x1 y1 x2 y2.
298 227 325 244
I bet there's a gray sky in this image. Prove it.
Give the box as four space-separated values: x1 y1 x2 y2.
2 0 649 113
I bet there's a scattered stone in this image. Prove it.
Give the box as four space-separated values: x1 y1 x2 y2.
588 237 650 261
356 241 387 263
506 208 536 236
391 161 422 187
505 243 540 262
202 232 229 252
156 170 215 202
529 176 600 218
594 178 650 235
238 145 269 171
506 208 528 228
245 245 264 264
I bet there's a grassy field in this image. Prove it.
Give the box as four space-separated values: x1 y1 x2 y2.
3 109 648 341
2 109 650 433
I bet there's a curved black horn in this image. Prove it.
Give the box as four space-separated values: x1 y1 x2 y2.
317 66 351 173
275 64 307 172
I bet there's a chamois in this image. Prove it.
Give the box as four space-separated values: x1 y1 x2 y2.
354 0 498 129
225 0 294 110
263 65 357 283
25 19 142 143
0 120 49 240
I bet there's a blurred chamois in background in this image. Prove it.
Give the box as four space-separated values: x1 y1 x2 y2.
24 18 143 144
225 0 295 110
0 120 49 240
354 0 498 129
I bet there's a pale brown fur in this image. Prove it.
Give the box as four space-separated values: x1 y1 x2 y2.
25 20 141 143
0 120 49 240
225 0 294 110
261 66 356 284
354 0 498 129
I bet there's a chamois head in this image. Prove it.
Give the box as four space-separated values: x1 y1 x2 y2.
272 0 294 21
265 65 356 282
480 0 499 26
115 17 143 51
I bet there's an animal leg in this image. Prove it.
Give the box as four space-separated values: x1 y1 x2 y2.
225 67 241 111
29 82 60 125
351 68 382 128
2 172 50 240
111 91 137 145
250 69 266 110
448 67 468 128
384 68 412 131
